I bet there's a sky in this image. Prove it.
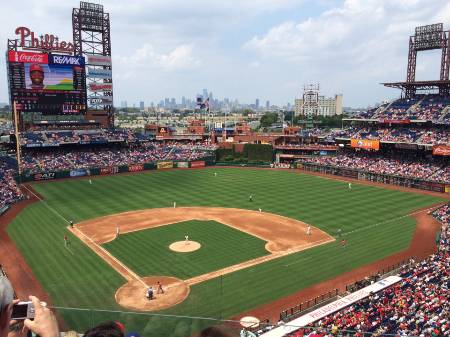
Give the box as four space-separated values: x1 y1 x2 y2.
0 0 449 108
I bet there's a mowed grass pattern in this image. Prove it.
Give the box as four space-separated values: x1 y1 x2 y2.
103 220 269 279
6 168 445 333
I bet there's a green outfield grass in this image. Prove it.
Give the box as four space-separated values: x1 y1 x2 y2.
6 168 445 335
103 220 269 279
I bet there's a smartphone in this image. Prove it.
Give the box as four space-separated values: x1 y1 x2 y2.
11 301 35 320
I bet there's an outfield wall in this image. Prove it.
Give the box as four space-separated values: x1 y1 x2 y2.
299 162 449 193
16 158 215 182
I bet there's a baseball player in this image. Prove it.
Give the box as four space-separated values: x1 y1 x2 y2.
306 225 311 236
89 179 92 185
258 208 262 213
341 239 347 248
214 172 217 177
157 281 164 294
146 287 154 300
249 195 253 202
185 235 189 245
348 182 352 190
69 220 74 229
173 201 177 208
116 225 120 239
64 235 69 247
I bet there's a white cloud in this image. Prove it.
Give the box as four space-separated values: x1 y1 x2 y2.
244 0 448 72
117 44 201 71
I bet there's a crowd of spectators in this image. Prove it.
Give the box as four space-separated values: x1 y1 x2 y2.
21 143 214 174
0 157 23 209
303 153 449 183
315 127 448 145
268 202 450 337
20 129 139 147
353 95 450 122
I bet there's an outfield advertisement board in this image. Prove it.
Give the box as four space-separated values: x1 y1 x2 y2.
70 169 90 177
100 166 119 175
157 161 173 169
190 160 205 168
33 172 55 181
177 162 189 168
128 164 144 172
350 139 380 150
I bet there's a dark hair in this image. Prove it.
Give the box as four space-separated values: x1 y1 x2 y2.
83 321 124 337
199 326 234 337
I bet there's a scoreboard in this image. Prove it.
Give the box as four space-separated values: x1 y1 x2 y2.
7 51 87 119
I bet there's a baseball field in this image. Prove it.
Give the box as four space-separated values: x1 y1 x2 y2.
4 167 447 336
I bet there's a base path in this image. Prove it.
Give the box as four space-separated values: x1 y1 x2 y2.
72 207 334 311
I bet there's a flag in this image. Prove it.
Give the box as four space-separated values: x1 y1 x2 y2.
199 97 210 112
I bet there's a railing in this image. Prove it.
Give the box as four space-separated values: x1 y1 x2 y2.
279 289 340 322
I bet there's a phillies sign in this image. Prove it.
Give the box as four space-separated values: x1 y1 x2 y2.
8 51 48 64
15 26 74 53
89 83 113 92
49 54 85 66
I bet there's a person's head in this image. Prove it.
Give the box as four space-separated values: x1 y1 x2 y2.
83 321 124 337
0 276 14 337
29 64 44 86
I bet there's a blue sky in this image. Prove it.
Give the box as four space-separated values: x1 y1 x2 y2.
0 0 449 107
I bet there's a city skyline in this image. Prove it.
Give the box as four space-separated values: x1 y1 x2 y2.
0 0 449 107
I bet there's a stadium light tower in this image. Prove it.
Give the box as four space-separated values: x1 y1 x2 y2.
301 84 320 117
406 23 450 96
72 2 114 127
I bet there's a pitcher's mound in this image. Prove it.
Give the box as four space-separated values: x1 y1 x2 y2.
169 241 201 252
115 276 189 311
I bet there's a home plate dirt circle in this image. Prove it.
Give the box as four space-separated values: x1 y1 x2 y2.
115 276 189 311
169 241 201 252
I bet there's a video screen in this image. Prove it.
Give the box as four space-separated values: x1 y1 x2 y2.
8 51 87 115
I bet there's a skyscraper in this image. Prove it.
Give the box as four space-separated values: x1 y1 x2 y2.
266 100 270 109
255 98 260 109
139 101 144 110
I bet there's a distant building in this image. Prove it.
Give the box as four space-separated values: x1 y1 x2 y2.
255 98 260 109
295 94 343 117
139 101 144 110
266 100 270 109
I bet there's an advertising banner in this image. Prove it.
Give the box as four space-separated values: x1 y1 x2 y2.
190 161 205 168
70 169 89 177
87 68 112 79
157 161 173 169
128 164 144 172
49 54 85 66
100 166 119 175
89 83 113 92
8 51 48 64
351 139 380 150
378 119 410 124
177 162 189 168
34 172 55 181
87 54 112 66
432 145 450 156
158 126 168 134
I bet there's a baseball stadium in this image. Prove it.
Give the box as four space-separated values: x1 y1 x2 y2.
0 3 449 337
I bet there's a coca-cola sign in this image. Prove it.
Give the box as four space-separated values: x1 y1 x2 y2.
8 51 48 64
15 26 74 53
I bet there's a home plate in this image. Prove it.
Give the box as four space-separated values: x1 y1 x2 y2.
240 316 260 328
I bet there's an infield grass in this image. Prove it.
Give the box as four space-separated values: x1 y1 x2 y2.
6 168 446 334
103 220 269 279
